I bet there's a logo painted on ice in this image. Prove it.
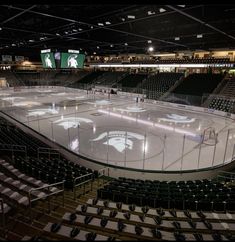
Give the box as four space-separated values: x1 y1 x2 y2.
1 96 25 101
51 92 66 96
91 131 144 153
86 100 112 105
117 106 146 113
12 101 41 107
159 114 195 123
53 117 93 129
27 108 59 117
66 96 86 100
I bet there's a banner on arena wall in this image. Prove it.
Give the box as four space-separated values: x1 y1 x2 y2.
15 56 24 62
2 55 12 62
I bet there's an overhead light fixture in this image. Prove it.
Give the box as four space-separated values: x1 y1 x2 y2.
124 43 128 46
121 18 125 22
11 43 16 46
64 31 68 34
148 46 154 52
148 11 155 15
105 21 111 25
28 39 34 42
127 15 135 19
98 23 104 26
147 40 152 43
93 52 96 55
110 44 113 47
78 28 83 31
0 27 2 31
159 8 166 13
72 29 78 32
90 26 94 29
197 34 203 38
56 33 60 36
175 37 180 41
178 5 185 7
97 46 100 49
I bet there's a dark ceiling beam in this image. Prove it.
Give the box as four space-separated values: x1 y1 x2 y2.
1 5 37 25
2 5 189 48
166 5 235 41
2 5 78 23
48 23 74 32
90 5 138 19
30 34 140 51
54 5 204 47
3 26 56 36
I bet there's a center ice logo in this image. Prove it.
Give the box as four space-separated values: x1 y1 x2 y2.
53 117 93 129
67 54 78 68
91 131 144 153
159 114 195 123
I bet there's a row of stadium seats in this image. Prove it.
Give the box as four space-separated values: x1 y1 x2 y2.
94 71 127 86
0 116 98 189
13 156 97 189
208 97 235 113
139 72 183 99
89 57 231 65
117 74 147 88
61 197 235 241
97 177 235 211
171 73 224 106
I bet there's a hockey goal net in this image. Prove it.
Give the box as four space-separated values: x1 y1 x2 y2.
201 127 217 145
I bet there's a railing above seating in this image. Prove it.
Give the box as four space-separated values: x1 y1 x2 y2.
217 171 235 182
73 173 94 200
0 144 27 160
37 147 61 160
28 180 65 222
97 167 110 187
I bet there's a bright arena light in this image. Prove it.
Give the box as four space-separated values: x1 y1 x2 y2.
148 46 154 52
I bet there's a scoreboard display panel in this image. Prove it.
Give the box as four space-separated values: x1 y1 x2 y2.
60 53 85 68
40 53 56 68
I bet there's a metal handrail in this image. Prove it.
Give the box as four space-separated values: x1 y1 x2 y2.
0 143 27 160
216 171 235 183
0 198 5 235
97 167 110 187
73 173 94 200
218 171 235 175
28 180 65 222
37 147 61 160
98 167 109 177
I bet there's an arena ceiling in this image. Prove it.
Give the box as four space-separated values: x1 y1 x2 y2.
0 4 235 60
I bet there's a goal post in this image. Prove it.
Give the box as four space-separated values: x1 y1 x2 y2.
201 127 217 146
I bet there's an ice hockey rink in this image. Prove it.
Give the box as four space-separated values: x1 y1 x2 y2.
1 86 235 172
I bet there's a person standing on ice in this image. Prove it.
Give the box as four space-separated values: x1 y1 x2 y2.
45 54 52 68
